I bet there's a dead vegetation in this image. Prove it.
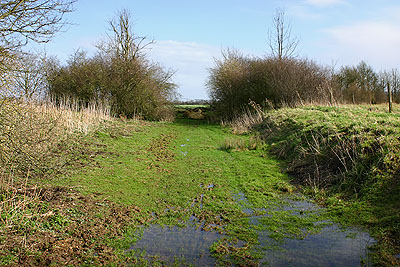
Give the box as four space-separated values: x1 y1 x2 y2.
0 98 111 178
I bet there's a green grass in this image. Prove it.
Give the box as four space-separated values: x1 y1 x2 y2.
255 104 400 265
54 118 330 265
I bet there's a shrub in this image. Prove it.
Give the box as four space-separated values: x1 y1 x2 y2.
335 61 386 104
0 98 111 233
207 50 329 120
0 98 110 179
46 10 177 121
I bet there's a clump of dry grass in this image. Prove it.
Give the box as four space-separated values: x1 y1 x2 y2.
224 101 266 134
41 97 112 134
0 98 111 177
220 135 264 151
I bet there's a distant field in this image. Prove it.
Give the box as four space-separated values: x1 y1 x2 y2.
174 104 210 109
174 104 212 120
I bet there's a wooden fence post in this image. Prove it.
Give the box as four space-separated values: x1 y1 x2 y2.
388 82 393 113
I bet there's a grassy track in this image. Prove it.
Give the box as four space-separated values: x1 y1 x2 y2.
1 114 388 266
54 119 334 265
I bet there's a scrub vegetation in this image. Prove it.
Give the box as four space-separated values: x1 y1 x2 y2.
46 10 177 121
207 50 399 121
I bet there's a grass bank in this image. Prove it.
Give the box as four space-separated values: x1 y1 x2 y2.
248 104 400 265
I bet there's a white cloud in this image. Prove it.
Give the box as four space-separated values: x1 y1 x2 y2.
305 0 346 7
287 5 323 20
287 0 346 20
321 20 400 70
148 40 220 100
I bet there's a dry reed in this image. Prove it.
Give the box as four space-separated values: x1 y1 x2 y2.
39 97 112 134
225 101 266 134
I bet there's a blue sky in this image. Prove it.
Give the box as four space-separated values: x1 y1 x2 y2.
31 0 400 100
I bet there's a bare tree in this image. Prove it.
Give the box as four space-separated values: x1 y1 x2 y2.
0 0 75 98
0 0 76 57
381 68 400 103
10 53 48 99
97 9 153 62
268 9 299 60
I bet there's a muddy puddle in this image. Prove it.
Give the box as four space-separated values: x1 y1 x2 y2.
130 193 375 266
256 200 374 266
259 223 374 266
130 222 221 265
243 194 375 266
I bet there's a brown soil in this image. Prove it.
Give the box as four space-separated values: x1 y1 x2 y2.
0 186 148 266
147 133 176 173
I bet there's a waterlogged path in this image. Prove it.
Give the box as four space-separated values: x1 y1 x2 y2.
69 119 374 266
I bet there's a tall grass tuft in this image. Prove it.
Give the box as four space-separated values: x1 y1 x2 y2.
42 97 112 134
220 135 264 151
224 101 266 134
0 98 111 178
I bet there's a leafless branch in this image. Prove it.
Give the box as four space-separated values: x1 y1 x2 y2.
0 0 76 54
98 9 154 61
268 8 299 60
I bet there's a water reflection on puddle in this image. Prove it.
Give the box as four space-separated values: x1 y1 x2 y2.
255 197 375 266
260 224 374 266
130 224 221 266
131 193 375 266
